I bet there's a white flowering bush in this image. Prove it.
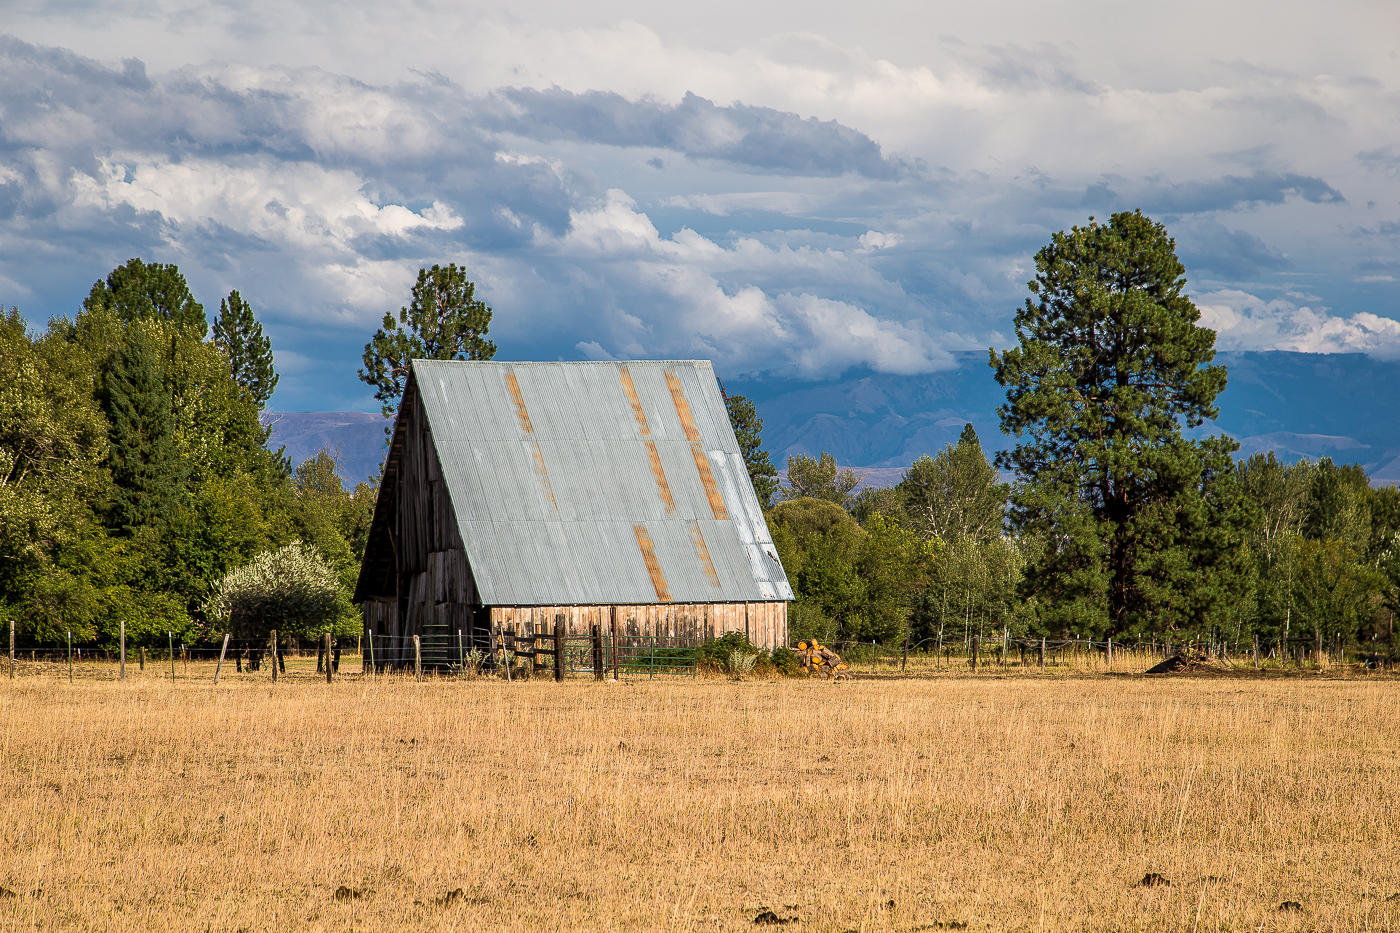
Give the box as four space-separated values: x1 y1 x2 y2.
205 540 347 639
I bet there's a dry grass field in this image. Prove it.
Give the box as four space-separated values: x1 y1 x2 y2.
3 659 1399 932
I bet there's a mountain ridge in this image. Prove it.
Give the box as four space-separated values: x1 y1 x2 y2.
265 351 1400 488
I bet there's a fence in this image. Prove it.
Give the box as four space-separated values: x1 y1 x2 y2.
363 623 697 680
826 631 1396 673
5 616 1394 683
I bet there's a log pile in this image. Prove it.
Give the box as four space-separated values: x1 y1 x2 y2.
795 641 851 680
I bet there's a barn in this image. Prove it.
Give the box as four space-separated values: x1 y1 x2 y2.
352 359 793 670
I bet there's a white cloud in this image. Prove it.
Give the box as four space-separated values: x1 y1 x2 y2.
524 189 951 377
1198 289 1400 357
0 8 1397 409
72 156 462 247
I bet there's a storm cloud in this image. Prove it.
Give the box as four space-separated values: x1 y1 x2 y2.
0 1 1395 411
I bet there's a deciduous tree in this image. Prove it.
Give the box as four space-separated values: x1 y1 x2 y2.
782 452 861 508
900 424 1007 541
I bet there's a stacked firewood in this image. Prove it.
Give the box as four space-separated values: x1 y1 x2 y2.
795 641 851 681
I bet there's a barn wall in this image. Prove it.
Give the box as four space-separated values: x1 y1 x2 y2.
488 602 788 650
395 389 469 577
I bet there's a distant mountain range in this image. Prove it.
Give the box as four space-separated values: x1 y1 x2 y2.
264 351 1400 488
262 410 388 488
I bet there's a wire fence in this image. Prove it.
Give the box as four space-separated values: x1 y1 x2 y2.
4 619 1394 682
823 632 1396 673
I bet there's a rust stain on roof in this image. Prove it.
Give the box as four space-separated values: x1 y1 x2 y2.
530 443 559 512
632 523 673 602
505 372 534 435
687 520 721 588
690 442 729 521
664 370 702 441
618 366 650 436
644 440 676 515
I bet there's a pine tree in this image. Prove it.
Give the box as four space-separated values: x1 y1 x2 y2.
101 327 184 534
722 389 778 508
359 264 495 425
213 290 279 408
84 258 206 337
990 210 1252 637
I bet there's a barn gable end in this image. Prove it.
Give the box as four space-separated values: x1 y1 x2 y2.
354 360 792 664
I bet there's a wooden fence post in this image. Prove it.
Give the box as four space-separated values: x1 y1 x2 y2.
69 632 75 683
554 614 565 682
971 635 979 671
611 606 620 681
140 647 146 672
120 620 126 680
1039 637 1045 672
592 624 604 681
414 634 422 682
1107 638 1113 669
902 633 908 673
270 630 278 682
325 632 333 683
1253 635 1259 669
498 624 509 683
213 633 230 684
8 619 13 680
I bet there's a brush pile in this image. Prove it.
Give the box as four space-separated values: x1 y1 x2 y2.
795 641 851 681
1144 647 1222 674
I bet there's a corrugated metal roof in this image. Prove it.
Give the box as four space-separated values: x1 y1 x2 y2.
411 359 793 605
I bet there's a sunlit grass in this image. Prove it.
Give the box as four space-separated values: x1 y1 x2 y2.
2 660 1397 931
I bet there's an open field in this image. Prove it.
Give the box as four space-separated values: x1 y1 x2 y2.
3 664 1400 931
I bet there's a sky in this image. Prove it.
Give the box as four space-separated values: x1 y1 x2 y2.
2 0 1398 411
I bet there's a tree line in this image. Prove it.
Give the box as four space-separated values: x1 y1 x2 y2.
3 214 1397 655
750 213 1400 653
0 260 375 647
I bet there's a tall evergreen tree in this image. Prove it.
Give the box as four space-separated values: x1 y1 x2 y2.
101 327 183 534
359 264 496 425
990 210 1251 637
213 290 279 408
84 258 207 337
722 389 778 508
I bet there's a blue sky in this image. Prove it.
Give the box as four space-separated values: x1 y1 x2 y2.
2 0 1398 411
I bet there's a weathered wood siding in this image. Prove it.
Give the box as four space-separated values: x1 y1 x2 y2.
395 388 468 576
489 601 787 650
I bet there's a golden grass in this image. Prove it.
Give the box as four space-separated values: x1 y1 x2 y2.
3 660 1399 932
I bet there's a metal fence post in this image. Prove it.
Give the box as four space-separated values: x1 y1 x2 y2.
9 619 14 679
